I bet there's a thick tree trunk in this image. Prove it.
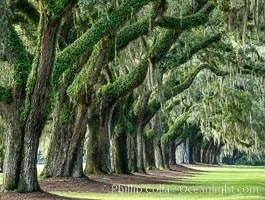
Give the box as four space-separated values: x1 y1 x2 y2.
84 110 99 174
153 136 164 169
112 132 129 174
136 124 145 173
152 113 165 169
202 141 210 163
169 140 176 165
3 119 23 191
42 102 88 178
144 136 156 170
127 134 137 172
192 137 203 163
17 16 60 192
205 140 213 164
85 106 113 174
161 142 170 169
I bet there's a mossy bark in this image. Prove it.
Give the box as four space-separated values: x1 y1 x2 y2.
169 140 176 165
2 116 23 191
161 142 170 169
127 134 137 173
112 132 130 174
17 14 61 192
144 136 156 170
85 105 113 174
42 101 88 178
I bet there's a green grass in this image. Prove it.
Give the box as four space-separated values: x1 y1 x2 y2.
0 165 264 199
53 165 265 200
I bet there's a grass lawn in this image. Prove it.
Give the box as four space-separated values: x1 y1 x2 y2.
0 165 264 199
53 165 265 200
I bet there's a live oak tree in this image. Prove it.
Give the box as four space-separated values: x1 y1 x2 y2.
42 0 216 176
0 0 78 192
1 0 265 194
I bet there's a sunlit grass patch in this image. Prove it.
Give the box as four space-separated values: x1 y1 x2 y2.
53 165 265 200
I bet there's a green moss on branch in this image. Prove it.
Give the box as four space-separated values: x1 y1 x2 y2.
67 41 104 101
52 0 152 85
9 25 31 88
20 11 44 124
157 2 214 29
162 33 222 72
161 111 190 144
113 1 215 57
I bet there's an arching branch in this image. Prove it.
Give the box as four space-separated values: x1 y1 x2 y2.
161 111 190 144
52 0 153 85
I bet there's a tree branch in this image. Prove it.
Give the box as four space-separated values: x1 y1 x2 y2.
145 63 228 125
52 0 153 85
161 111 190 144
157 2 214 29
53 1 215 84
99 2 215 112
112 2 215 61
162 33 222 72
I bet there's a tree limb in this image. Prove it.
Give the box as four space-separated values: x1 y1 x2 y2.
52 0 153 85
161 111 190 144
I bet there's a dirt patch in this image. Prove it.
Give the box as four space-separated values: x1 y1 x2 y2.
0 164 200 199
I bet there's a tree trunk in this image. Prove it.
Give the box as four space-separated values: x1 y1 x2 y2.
152 113 165 169
193 136 203 163
85 106 113 174
127 134 137 172
84 109 99 174
202 141 210 163
42 102 88 178
17 15 60 192
153 137 164 169
161 142 170 169
205 140 213 164
3 119 23 191
112 132 129 174
144 136 156 170
136 124 145 173
169 140 176 165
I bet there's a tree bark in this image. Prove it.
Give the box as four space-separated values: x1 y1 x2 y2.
144 136 156 170
192 136 203 163
136 124 145 173
42 101 88 178
161 142 170 169
112 131 129 174
169 140 176 165
153 136 164 169
85 106 113 174
17 17 60 191
127 134 137 172
205 140 213 164
2 116 23 191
